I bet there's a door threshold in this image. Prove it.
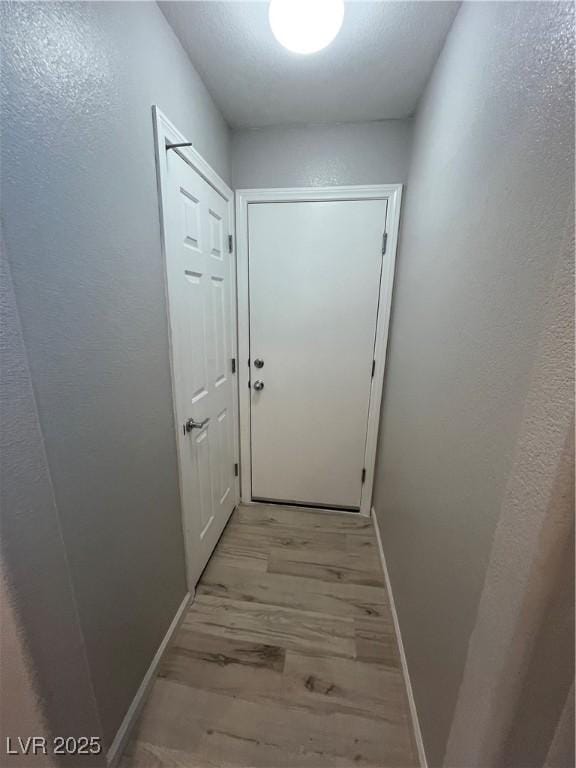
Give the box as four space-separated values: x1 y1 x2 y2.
250 497 360 514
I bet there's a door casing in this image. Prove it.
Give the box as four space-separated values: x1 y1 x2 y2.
153 106 240 590
236 185 402 518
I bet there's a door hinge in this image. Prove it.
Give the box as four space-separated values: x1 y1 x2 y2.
361 468 366 484
228 234 233 253
231 357 236 374
234 462 239 477
382 232 388 255
371 359 376 378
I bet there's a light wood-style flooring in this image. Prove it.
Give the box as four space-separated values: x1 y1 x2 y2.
122 504 417 767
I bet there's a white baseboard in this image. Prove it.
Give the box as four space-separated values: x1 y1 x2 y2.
106 590 192 767
371 508 428 768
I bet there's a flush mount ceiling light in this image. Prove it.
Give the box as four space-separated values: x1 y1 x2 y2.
269 0 345 55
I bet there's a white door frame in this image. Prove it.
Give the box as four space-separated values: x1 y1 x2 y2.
236 184 402 518
152 106 240 588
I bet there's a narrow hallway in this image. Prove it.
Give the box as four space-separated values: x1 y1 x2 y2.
123 505 417 767
2 3 573 766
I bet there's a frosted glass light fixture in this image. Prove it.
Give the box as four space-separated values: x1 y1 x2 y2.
269 0 345 55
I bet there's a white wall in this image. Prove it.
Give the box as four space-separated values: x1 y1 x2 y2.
231 120 413 188
1 0 230 751
373 2 574 765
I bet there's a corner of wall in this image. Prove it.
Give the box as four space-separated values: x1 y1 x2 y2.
0 235 105 758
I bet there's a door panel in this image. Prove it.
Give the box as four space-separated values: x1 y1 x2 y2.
248 199 387 509
193 427 213 536
165 150 237 587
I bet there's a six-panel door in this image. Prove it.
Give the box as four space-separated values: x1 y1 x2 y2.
165 150 237 586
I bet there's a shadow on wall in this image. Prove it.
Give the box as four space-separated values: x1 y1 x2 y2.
372 1 575 766
0 236 105 761
499 496 575 768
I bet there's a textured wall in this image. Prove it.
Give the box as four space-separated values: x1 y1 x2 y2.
372 2 574 765
231 120 413 188
1 242 104 763
445 234 574 766
1 0 230 749
1 566 57 768
498 515 574 768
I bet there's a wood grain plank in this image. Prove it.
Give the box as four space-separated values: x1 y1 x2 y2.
345 533 381 557
123 504 417 768
184 594 357 659
222 519 350 554
199 562 389 619
163 629 285 672
205 550 268 573
159 632 285 705
355 616 401 669
122 740 239 768
132 679 416 767
283 650 408 723
268 547 385 587
235 504 373 535
159 635 406 725
123 738 359 768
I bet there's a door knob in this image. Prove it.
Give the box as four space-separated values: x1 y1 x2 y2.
253 380 264 391
184 416 210 433
254 358 264 368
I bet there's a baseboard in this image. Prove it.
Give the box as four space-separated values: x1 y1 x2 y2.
106 590 192 767
371 508 428 768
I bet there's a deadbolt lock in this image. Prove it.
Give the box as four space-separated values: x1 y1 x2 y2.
254 358 264 368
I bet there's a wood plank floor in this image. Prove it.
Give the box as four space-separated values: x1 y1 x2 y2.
122 504 417 767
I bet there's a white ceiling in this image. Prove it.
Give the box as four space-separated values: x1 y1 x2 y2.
159 1 460 129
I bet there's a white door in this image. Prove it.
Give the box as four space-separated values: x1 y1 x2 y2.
248 199 387 510
164 149 238 586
